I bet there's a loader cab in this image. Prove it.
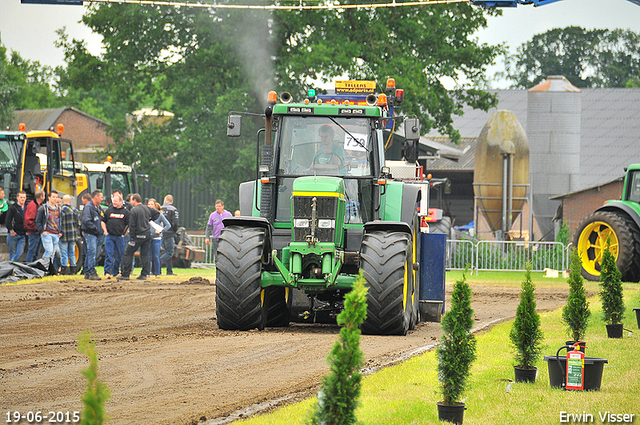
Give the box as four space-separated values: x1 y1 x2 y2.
26 133 77 200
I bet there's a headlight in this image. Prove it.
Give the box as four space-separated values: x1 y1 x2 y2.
318 219 335 229
294 218 309 228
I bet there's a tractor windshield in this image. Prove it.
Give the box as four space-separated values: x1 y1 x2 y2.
0 136 21 171
274 115 376 224
88 171 132 197
276 116 373 177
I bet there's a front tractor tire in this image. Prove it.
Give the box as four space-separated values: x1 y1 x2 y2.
216 226 267 330
573 211 640 282
360 231 415 335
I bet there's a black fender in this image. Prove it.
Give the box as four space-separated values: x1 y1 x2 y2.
221 216 273 260
596 201 640 226
364 221 412 235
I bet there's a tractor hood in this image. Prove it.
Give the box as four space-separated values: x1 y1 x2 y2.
292 176 345 197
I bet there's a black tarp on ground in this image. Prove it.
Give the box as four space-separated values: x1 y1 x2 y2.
0 258 57 284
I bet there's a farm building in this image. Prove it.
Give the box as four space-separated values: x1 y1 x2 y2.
12 107 112 162
424 76 640 241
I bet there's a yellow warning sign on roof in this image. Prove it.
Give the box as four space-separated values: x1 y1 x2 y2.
335 80 376 94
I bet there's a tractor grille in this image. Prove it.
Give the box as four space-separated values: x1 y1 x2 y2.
293 196 338 243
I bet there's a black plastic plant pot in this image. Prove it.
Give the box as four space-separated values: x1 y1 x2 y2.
633 308 640 329
565 341 586 353
543 356 608 391
514 366 537 383
437 402 466 424
606 323 623 338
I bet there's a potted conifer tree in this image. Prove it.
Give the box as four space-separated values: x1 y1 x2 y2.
562 249 590 351
600 247 625 338
510 263 544 383
437 271 476 424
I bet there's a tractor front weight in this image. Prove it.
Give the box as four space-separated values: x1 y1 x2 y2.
270 243 346 289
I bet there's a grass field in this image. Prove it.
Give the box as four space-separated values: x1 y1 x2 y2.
237 272 640 425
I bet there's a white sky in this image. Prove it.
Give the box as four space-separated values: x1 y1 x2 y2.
1 0 640 88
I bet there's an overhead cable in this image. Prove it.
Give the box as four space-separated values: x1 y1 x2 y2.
83 0 468 11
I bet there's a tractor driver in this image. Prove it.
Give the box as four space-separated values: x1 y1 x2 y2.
311 124 346 175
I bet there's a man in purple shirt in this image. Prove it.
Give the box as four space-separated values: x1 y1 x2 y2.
205 199 232 265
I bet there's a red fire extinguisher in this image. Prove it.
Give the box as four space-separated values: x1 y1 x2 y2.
565 343 585 391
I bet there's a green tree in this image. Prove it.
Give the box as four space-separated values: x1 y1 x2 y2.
600 247 625 325
505 26 640 89
437 270 476 405
556 222 570 245
78 331 110 425
562 248 590 342
57 5 263 202
510 263 543 370
311 272 367 425
1 36 61 127
273 3 503 143
58 2 503 206
6 51 61 110
0 39 16 128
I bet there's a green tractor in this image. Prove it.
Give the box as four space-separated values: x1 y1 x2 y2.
573 164 640 281
217 79 423 335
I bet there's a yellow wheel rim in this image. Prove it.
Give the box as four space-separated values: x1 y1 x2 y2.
577 221 620 276
412 226 418 306
403 258 409 311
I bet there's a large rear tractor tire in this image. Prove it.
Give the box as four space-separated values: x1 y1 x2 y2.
573 211 640 282
360 231 414 335
216 226 267 330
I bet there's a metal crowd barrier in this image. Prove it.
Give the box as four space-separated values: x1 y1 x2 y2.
447 239 571 273
189 233 571 273
188 234 216 265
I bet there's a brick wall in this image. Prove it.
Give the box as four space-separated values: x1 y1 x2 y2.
562 179 624 240
55 110 112 149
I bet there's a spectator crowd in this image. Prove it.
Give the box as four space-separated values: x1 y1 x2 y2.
2 189 182 281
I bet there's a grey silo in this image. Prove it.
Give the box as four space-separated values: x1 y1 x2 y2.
527 75 582 241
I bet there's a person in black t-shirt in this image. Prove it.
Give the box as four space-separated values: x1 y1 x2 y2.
117 193 159 281
102 193 130 279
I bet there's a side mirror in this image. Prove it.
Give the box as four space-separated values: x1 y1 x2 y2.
96 176 104 190
404 118 420 140
227 115 242 137
403 118 420 163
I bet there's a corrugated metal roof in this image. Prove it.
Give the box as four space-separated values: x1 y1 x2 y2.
12 107 109 131
427 88 640 193
424 137 476 171
549 176 624 200
13 107 67 131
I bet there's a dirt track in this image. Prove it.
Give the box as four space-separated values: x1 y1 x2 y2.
1 276 570 425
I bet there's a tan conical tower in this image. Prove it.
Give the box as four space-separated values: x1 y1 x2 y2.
474 110 530 234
